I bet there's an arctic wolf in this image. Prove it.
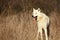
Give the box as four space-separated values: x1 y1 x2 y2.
32 8 49 40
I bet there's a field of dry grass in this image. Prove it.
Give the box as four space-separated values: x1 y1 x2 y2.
0 0 60 40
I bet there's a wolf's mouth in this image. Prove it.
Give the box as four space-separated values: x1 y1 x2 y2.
32 15 37 20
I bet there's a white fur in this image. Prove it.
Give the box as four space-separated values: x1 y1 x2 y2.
32 8 49 40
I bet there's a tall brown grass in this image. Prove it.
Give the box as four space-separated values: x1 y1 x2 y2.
0 0 60 40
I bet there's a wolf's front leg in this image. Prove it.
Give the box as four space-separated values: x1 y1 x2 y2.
44 28 48 40
40 29 43 40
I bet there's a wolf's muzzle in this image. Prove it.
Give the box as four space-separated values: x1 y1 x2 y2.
32 15 37 20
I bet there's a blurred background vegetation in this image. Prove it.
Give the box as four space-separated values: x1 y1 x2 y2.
0 0 60 40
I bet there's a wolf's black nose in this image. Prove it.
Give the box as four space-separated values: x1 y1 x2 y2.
32 15 34 17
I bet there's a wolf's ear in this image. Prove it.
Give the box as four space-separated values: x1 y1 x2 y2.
37 8 40 11
33 8 35 11
37 8 41 11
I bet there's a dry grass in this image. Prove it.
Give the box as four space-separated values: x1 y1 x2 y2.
0 0 60 40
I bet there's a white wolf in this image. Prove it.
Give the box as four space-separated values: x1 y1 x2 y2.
32 8 49 40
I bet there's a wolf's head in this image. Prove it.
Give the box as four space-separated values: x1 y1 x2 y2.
32 8 41 21
32 8 41 17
